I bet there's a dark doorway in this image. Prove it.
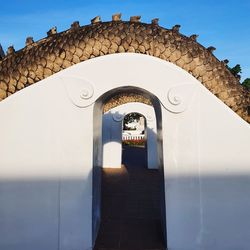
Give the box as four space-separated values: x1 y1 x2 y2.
94 138 165 250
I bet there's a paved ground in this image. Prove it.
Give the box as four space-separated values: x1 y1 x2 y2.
94 146 165 250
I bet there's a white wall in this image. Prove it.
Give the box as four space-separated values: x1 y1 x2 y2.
102 102 158 169
0 53 249 250
0 77 93 250
162 87 250 250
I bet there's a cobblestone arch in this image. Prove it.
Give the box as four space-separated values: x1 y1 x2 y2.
0 15 249 122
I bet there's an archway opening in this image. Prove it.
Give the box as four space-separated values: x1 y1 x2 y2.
93 87 166 250
122 112 147 167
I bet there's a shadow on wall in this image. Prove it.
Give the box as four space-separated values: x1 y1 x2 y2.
0 172 93 250
1 174 250 249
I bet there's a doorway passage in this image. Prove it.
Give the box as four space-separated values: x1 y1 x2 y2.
94 145 165 249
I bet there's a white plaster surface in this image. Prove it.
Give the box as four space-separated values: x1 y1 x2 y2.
0 53 249 250
102 102 158 169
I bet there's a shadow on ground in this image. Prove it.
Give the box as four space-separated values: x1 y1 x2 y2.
94 146 165 250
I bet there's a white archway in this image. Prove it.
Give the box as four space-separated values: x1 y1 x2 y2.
0 54 249 250
102 102 158 169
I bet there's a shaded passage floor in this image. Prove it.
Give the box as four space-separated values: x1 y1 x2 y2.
94 146 165 250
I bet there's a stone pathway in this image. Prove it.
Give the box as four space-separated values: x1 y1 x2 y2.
94 146 165 250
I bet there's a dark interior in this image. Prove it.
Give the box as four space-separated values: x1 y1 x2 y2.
94 145 165 250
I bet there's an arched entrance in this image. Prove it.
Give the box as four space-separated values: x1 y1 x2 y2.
92 86 166 249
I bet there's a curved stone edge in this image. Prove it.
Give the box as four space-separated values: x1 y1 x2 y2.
0 19 249 123
103 93 152 113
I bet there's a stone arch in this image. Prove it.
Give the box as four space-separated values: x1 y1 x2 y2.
0 17 249 122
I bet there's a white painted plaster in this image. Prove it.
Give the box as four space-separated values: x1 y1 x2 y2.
0 53 249 250
102 102 158 169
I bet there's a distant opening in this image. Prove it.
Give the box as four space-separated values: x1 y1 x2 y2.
93 87 166 250
122 112 146 147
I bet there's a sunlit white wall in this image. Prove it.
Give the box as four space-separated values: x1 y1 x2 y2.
0 54 249 250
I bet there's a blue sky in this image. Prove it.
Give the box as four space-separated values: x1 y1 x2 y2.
0 0 249 80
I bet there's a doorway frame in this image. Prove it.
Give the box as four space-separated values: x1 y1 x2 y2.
92 86 167 247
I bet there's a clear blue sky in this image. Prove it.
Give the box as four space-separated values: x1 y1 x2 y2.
0 0 249 80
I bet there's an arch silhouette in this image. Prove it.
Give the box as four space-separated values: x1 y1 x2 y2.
0 19 249 122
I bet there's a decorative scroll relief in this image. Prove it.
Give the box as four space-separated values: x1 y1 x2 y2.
145 114 154 122
161 83 198 113
112 113 124 122
61 76 95 108
61 75 197 114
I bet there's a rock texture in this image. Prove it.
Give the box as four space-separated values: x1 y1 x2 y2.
0 18 249 122
103 93 152 113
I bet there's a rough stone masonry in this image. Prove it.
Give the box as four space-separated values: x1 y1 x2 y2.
0 14 249 122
